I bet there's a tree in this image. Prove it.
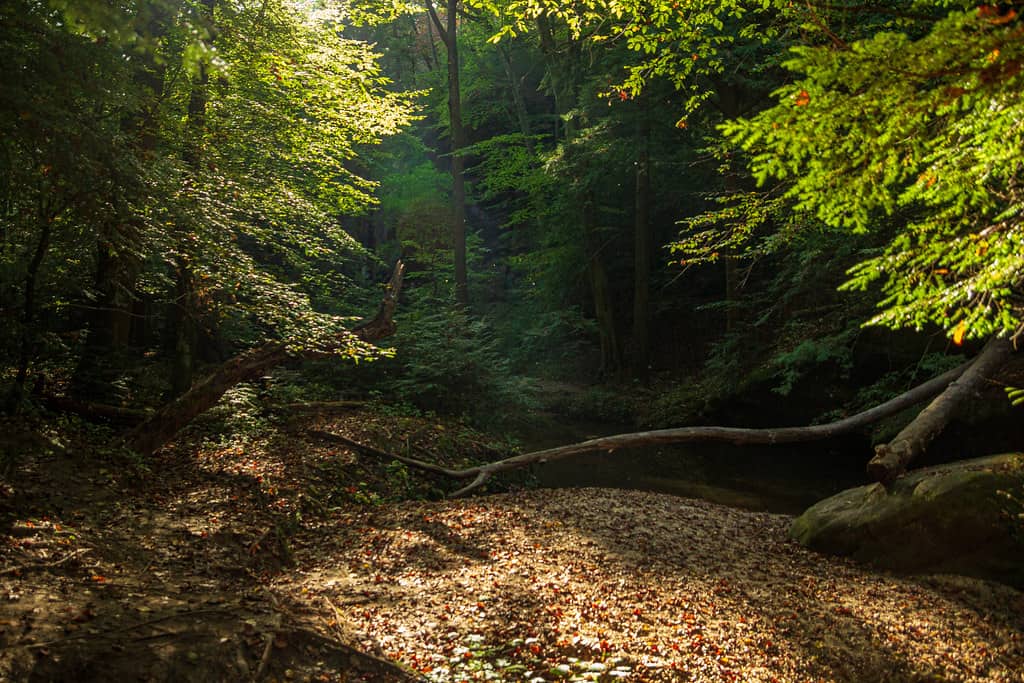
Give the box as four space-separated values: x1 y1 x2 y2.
0 0 152 409
424 0 471 306
725 3 1024 345
478 0 1019 477
2 0 415 417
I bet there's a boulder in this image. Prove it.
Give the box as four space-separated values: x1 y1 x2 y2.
791 453 1024 587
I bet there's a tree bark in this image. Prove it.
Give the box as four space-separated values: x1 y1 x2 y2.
498 41 533 154
426 0 468 307
632 107 651 377
124 262 404 457
169 0 215 398
584 196 620 376
43 395 152 425
10 213 54 411
170 255 198 397
867 337 1012 483
536 14 581 141
317 357 972 497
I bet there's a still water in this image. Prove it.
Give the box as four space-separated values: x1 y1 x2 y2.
516 414 873 515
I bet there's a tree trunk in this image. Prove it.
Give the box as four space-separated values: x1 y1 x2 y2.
721 152 741 335
536 14 580 141
422 12 440 71
632 108 651 377
71 232 142 402
498 41 534 154
128 341 289 456
714 82 747 337
867 337 1012 483
72 16 161 401
124 262 404 457
426 0 468 307
169 0 214 397
170 256 198 397
10 214 54 411
584 196 620 376
724 255 740 334
317 358 972 498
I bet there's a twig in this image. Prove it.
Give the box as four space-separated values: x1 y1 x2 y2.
268 400 365 413
12 608 232 650
0 548 91 576
320 595 347 640
253 613 282 682
308 431 472 480
248 528 272 556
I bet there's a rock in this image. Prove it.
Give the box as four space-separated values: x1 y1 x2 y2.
791 453 1024 587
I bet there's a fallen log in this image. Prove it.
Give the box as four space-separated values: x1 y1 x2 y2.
867 337 1012 483
314 358 974 498
125 262 404 457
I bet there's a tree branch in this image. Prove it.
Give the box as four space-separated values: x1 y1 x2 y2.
125 262 404 457
424 0 450 47
315 358 974 498
867 337 1012 483
308 431 472 479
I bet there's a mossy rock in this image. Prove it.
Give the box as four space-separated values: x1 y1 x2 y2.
791 453 1024 587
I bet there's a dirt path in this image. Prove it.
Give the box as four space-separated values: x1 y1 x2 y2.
1 416 1023 682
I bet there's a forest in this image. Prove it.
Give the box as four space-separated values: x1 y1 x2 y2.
1 0 1023 681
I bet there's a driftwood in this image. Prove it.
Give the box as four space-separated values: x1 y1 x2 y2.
867 337 1012 483
315 358 976 498
125 262 404 457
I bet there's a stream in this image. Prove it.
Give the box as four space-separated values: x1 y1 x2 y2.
515 413 873 515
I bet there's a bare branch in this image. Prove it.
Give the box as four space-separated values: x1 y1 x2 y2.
423 0 450 46
868 337 1012 483
314 358 976 498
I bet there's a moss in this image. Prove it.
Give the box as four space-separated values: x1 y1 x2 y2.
792 453 1024 587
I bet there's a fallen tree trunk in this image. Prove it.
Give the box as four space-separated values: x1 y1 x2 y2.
867 337 1012 483
315 358 974 497
125 262 404 457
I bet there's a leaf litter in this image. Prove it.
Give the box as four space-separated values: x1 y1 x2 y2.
286 487 1024 682
0 409 1022 682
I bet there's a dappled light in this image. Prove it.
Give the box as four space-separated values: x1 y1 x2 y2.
2 0 1023 680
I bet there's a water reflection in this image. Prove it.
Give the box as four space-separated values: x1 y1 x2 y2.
518 416 871 515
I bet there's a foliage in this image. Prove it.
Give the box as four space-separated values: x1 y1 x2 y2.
1008 386 1024 408
157 0 415 352
492 0 791 110
1 0 415 403
6 0 1016 451
376 297 538 423
724 5 1024 342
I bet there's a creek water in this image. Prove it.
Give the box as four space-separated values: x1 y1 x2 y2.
515 413 873 515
